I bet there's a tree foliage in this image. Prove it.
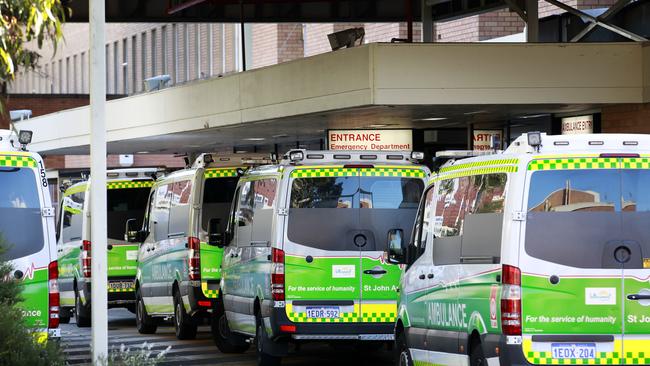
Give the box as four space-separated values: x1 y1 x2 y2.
0 0 65 83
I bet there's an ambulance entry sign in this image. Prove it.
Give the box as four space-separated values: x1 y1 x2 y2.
328 129 413 151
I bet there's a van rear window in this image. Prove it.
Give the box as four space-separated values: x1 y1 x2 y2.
107 187 151 241
0 167 44 260
288 176 423 251
526 169 650 268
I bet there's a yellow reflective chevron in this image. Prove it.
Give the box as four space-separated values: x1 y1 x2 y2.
439 158 518 174
0 154 37 168
432 158 518 184
106 180 154 189
205 168 240 178
201 281 219 298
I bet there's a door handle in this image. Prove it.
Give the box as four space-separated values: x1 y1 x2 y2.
363 269 387 275
427 273 434 279
627 294 650 301
418 274 426 280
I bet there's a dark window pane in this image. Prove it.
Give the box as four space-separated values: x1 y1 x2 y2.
290 177 357 209
202 177 238 231
0 168 44 260
107 187 150 241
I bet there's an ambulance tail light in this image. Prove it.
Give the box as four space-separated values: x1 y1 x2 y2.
501 264 521 336
271 248 285 301
81 240 92 277
188 236 201 281
48 260 60 329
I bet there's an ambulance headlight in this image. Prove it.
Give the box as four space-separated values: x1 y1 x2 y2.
289 151 304 162
18 130 33 145
527 131 542 148
411 151 424 161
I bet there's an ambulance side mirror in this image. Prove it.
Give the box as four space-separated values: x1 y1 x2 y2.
125 218 138 242
387 229 405 264
208 218 224 248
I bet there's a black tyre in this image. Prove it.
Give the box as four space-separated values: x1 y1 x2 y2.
211 306 250 353
173 290 197 340
135 287 157 334
256 320 281 366
469 339 487 366
396 331 413 366
59 308 71 324
74 289 91 328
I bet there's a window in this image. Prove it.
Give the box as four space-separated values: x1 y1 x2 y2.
525 169 650 269
411 186 436 261
152 184 171 241
0 168 45 260
161 26 167 75
141 32 147 82
288 175 424 251
131 36 137 92
122 38 128 93
151 28 157 76
251 179 277 243
107 187 151 241
113 41 119 93
233 181 253 247
430 174 507 265
61 191 85 244
201 177 238 231
168 180 192 237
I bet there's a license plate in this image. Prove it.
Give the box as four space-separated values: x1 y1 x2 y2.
305 306 340 319
108 281 134 290
551 343 596 359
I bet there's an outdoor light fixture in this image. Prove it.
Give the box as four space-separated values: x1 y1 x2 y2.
527 131 542 150
328 27 365 51
289 151 304 162
18 130 33 145
411 151 424 161
203 154 214 164
143 74 171 92
10 109 32 122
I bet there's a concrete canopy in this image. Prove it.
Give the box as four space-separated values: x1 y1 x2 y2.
15 42 650 155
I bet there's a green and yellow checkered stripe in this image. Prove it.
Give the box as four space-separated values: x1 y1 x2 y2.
201 281 220 299
291 167 358 178
205 168 240 178
291 167 426 179
523 338 650 365
359 167 426 178
528 158 618 171
0 154 37 168
433 166 517 183
439 158 518 174
620 157 650 169
107 180 154 189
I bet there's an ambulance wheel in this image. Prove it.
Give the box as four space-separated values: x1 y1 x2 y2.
173 290 197 340
396 331 413 366
469 338 487 366
256 321 281 366
211 306 250 353
136 288 157 334
75 289 91 328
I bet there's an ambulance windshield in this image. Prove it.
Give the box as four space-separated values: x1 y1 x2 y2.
0 167 44 260
526 169 650 268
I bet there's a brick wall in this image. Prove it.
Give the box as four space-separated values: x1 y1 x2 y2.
601 103 650 134
0 94 124 129
252 24 279 68
277 24 304 64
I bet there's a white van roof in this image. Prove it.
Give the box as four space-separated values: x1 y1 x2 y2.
191 153 274 169
506 132 650 155
0 129 22 152
280 149 424 166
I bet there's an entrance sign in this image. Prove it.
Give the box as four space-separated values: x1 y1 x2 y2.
561 115 593 135
473 130 502 151
328 129 413 151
